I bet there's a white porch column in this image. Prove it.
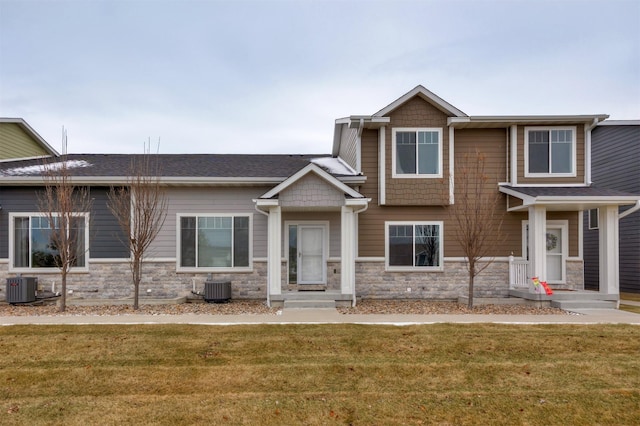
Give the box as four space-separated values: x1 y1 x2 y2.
340 205 355 296
267 205 282 298
528 205 547 290
599 205 620 295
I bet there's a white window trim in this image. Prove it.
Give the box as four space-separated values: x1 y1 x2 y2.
385 221 444 272
524 126 577 178
176 213 253 273
391 127 443 178
284 221 330 285
522 220 568 284
588 208 599 230
8 212 90 273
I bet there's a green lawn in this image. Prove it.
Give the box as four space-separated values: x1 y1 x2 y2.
1 324 639 425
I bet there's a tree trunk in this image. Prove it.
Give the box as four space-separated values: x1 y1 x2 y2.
467 260 475 310
133 260 140 310
59 271 67 313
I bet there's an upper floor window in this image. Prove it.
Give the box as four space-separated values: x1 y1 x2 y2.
525 127 576 177
392 128 442 178
385 221 443 271
9 213 89 271
178 214 251 271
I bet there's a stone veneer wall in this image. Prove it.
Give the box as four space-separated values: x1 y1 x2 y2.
0 260 268 301
565 260 585 290
355 259 585 299
355 260 511 300
0 258 585 301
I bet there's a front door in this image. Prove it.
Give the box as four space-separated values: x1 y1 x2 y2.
287 223 327 287
523 221 568 284
298 226 325 284
545 226 565 284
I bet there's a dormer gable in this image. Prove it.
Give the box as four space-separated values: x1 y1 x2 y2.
373 85 468 118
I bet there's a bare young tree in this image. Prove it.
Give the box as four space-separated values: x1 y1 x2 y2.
108 148 167 310
449 149 505 309
38 158 93 312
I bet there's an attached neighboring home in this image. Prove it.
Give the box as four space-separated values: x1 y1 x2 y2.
1 87 639 306
584 121 640 294
0 118 59 161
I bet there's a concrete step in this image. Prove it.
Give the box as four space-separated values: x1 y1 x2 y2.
551 300 618 310
283 299 336 309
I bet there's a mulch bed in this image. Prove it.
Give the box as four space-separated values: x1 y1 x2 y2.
0 299 570 316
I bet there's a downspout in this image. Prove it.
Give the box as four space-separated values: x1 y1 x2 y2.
620 201 640 220
356 118 364 174
351 202 369 307
254 202 271 307
585 118 598 186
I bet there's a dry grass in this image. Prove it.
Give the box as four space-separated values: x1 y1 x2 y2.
1 324 639 425
621 292 640 303
620 304 640 314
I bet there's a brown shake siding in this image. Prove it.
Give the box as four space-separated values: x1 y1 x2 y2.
517 124 585 184
384 96 450 205
358 127 523 258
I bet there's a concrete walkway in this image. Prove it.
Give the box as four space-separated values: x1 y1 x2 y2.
1 307 639 326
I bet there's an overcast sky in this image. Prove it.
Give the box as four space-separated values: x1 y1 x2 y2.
1 0 639 155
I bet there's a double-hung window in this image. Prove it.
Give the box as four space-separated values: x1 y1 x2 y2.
525 127 576 177
385 221 443 270
393 128 442 177
9 213 88 271
178 214 251 270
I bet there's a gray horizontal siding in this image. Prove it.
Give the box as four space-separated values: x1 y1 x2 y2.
90 188 129 258
149 186 272 259
585 125 640 292
0 186 127 260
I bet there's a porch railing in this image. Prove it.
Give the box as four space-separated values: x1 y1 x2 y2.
509 256 529 289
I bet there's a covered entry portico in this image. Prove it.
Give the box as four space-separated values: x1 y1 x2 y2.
501 186 640 296
255 164 370 307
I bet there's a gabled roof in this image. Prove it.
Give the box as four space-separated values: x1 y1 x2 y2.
373 85 468 118
259 163 366 200
0 153 365 185
500 185 640 211
0 117 60 158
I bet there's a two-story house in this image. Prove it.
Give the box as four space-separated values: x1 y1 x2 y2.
1 87 638 307
584 121 640 294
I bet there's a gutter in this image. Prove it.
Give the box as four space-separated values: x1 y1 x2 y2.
620 200 640 220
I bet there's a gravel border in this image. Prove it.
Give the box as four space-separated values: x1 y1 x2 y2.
0 299 570 316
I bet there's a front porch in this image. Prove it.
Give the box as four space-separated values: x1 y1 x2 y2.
508 257 619 309
254 163 371 307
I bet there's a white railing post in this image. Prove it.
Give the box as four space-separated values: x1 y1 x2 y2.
509 255 529 289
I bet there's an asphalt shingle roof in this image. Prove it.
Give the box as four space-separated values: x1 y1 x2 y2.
0 153 337 179
502 185 639 198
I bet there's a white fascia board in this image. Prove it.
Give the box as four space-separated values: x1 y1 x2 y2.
535 196 640 205
598 120 640 126
260 163 364 200
498 186 536 205
345 198 371 207
347 116 390 129
450 115 610 127
254 198 279 207
374 85 468 118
